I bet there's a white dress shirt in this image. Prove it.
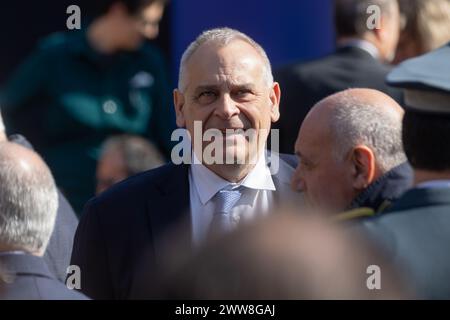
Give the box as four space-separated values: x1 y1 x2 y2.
338 38 380 60
189 151 276 246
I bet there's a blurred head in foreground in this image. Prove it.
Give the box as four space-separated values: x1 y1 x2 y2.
156 211 412 299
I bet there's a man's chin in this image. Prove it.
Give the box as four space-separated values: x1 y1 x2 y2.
222 148 250 165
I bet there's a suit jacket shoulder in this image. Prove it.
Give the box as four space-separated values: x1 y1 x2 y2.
71 163 190 299
361 187 450 299
0 254 87 300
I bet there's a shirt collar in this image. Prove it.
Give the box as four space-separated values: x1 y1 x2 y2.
190 150 276 205
338 38 380 60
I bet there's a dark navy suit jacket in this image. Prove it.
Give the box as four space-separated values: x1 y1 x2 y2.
274 46 403 153
71 155 299 299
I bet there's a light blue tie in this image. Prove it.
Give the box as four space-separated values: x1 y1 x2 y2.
209 188 243 236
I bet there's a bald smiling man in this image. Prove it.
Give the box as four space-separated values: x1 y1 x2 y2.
291 88 413 220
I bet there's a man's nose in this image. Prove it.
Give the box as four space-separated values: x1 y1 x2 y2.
215 94 240 120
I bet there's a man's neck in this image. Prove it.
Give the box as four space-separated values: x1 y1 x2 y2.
206 163 256 183
337 36 382 61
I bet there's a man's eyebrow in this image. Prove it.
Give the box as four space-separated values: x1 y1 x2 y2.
194 85 219 92
228 83 258 92
230 83 255 88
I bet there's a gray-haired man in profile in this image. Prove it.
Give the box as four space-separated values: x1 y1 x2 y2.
0 110 79 284
0 142 87 299
291 88 412 220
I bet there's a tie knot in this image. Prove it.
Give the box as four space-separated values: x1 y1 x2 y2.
214 188 242 214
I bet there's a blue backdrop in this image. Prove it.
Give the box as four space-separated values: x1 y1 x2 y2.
170 0 335 83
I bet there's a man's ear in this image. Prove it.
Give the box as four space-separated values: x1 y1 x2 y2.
350 145 376 190
173 89 186 128
269 82 281 122
373 14 389 44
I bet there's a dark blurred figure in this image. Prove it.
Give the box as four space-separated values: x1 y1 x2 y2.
393 0 450 64
0 111 78 284
156 212 411 299
274 0 402 153
96 134 165 194
362 43 450 299
0 0 174 214
291 88 411 219
0 142 87 300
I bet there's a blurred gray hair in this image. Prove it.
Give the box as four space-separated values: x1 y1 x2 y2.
0 144 58 254
178 27 274 92
328 91 406 172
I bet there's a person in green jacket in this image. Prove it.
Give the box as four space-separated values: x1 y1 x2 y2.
0 0 174 214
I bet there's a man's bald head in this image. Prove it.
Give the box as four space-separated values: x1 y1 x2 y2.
306 88 405 171
0 142 58 255
292 88 406 211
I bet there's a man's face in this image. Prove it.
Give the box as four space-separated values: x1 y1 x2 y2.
291 112 356 212
381 3 401 62
138 2 165 40
108 2 164 51
96 151 129 194
108 8 144 51
174 40 280 169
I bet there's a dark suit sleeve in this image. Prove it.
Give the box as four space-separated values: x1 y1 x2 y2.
44 191 78 283
70 200 114 299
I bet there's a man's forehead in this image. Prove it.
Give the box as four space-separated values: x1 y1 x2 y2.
192 75 257 89
296 120 331 157
188 41 263 72
186 62 264 91
194 38 261 60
